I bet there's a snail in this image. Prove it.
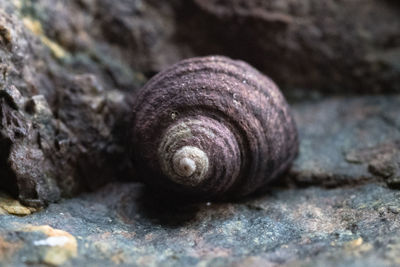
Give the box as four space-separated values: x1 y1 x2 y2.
131 55 298 199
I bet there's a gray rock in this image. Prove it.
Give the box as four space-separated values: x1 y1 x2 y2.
0 0 138 205
0 182 399 266
8 0 400 94
1 95 400 266
0 1 400 266
291 95 400 188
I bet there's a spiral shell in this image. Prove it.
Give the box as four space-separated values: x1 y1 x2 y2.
131 56 298 199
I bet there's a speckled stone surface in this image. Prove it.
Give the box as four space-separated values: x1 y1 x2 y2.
1 183 400 266
1 0 400 266
1 0 400 205
1 96 400 266
291 95 400 188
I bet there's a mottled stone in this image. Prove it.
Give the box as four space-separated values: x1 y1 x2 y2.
8 0 399 94
0 0 138 206
22 225 78 266
0 236 21 262
0 95 399 266
291 95 400 188
0 193 36 216
0 182 399 266
0 0 399 266
1 0 400 207
182 0 400 93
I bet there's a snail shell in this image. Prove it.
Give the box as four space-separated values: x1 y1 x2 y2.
132 56 298 199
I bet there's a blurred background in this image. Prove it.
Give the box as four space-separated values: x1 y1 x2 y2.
10 0 400 95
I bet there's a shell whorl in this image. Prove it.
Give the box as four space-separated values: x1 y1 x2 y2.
132 55 298 199
172 146 207 179
157 116 241 193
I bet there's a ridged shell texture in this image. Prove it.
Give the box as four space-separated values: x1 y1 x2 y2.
132 56 298 199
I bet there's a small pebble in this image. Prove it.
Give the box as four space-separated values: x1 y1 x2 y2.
377 206 386 216
388 206 400 214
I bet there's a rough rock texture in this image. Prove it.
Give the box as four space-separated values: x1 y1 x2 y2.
1 0 399 205
1 182 400 266
0 183 399 266
178 0 400 93
0 0 137 206
291 95 400 188
7 0 400 93
1 96 400 266
0 0 400 266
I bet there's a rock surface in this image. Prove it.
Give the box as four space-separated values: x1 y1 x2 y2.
0 0 137 206
291 95 400 188
1 0 400 206
1 96 400 266
1 183 400 266
14 0 400 93
0 0 400 266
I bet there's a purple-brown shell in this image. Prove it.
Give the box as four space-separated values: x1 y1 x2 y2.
131 55 298 199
